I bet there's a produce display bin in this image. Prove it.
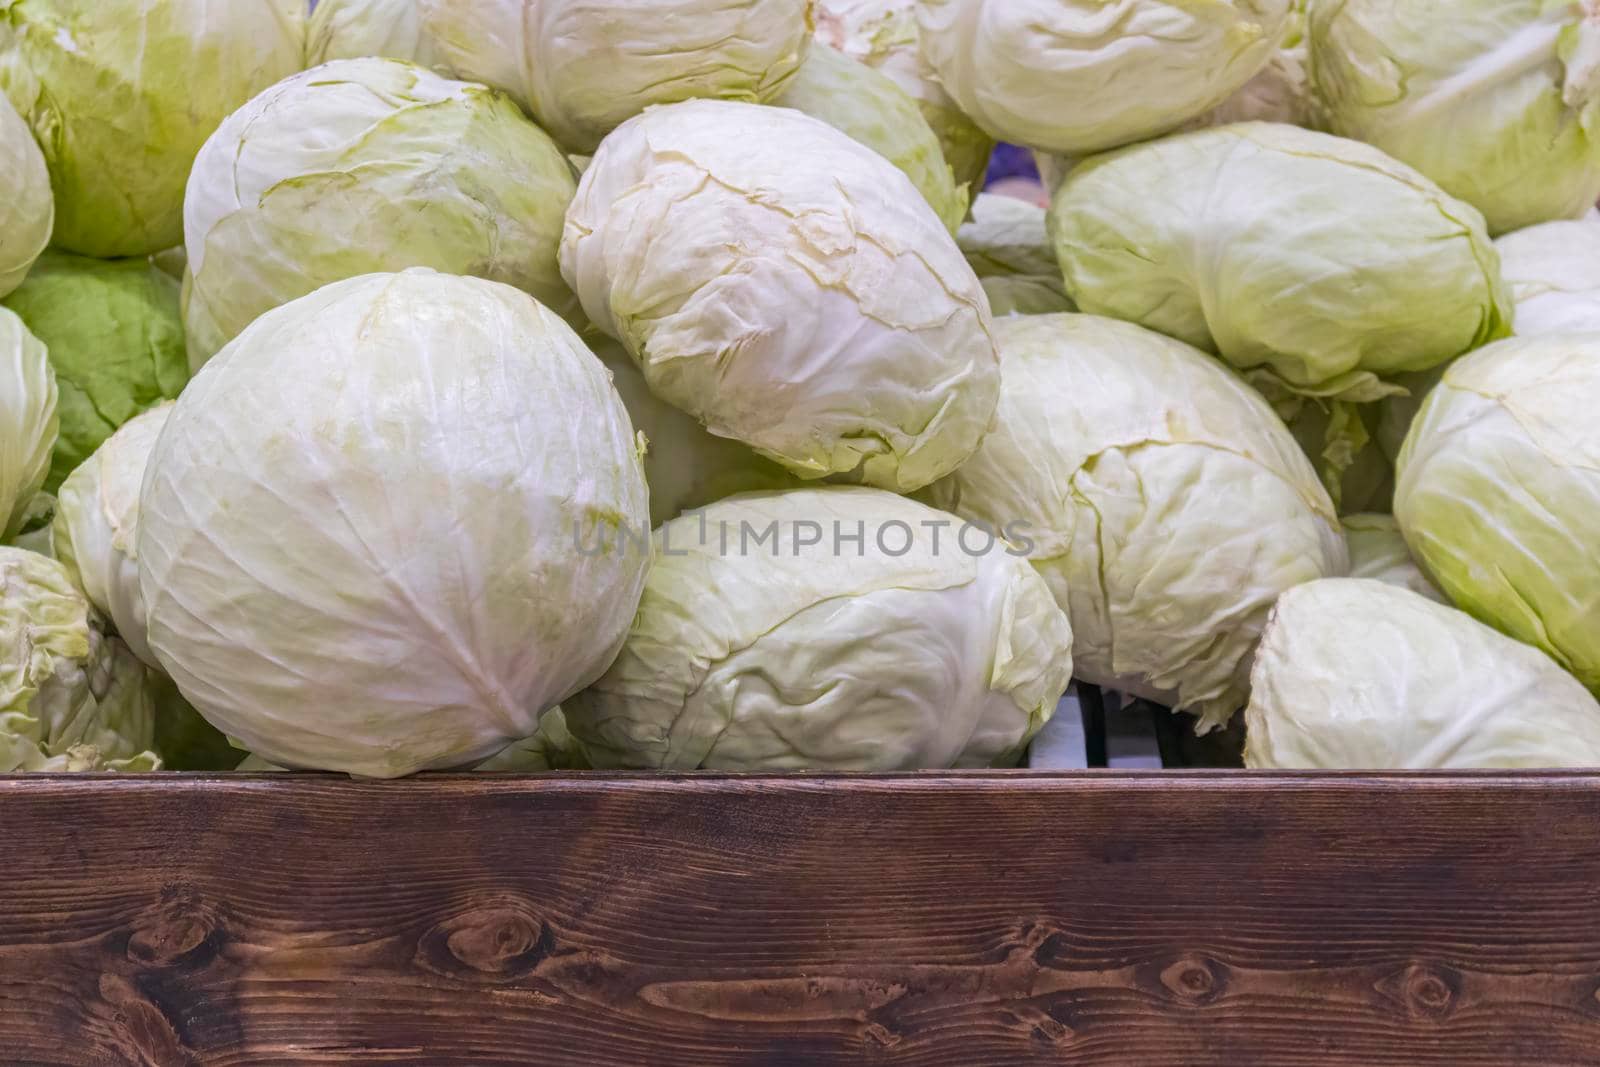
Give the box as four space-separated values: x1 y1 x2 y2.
4 766 1598 1065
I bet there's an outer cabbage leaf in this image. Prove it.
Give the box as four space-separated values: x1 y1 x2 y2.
183 58 577 368
1050 122 1512 400
306 0 448 67
1246 579 1600 768
957 194 1074 317
928 314 1347 731
139 270 650 779
562 100 999 494
565 487 1073 771
1395 332 1600 694
0 546 159 772
0 90 51 297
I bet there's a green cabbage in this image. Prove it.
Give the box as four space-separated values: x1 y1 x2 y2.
916 0 1293 154
565 487 1073 770
957 195 1075 317
0 546 159 772
306 0 447 67
419 0 812 153
2 252 187 493
562 100 1000 494
1050 122 1512 401
1246 579 1600 768
183 58 578 368
1308 0 1600 236
0 308 55 542
138 270 649 779
0 0 306 258
773 42 965 232
928 314 1347 731
1395 332 1600 694
813 0 993 202
1496 219 1600 337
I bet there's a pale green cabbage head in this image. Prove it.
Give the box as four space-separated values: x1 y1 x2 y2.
2 252 188 493
562 100 999 494
307 0 447 67
565 487 1073 770
0 90 51 298
52 403 172 668
915 0 1293 154
1341 514 1445 604
592 338 797 528
1395 332 1600 695
1050 122 1512 401
1496 219 1600 337
813 0 992 200
138 270 650 779
773 42 964 232
0 308 55 542
1245 579 1600 768
419 0 812 153
183 58 577 368
1308 0 1600 236
927 314 1347 731
0 546 159 771
0 0 306 258
957 194 1074 317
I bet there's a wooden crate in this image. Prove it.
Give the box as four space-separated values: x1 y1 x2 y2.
3 770 1598 1064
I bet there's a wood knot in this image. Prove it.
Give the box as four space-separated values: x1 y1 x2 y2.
1398 963 1459 1019
415 899 552 982
127 891 220 967
1158 955 1225 1005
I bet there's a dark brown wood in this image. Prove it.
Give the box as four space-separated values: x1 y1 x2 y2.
2 772 1599 1066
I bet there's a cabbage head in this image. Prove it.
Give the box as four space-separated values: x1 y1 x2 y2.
813 0 992 202
3 252 187 494
927 314 1347 731
592 338 797 528
1245 579 1600 768
52 403 172 668
1341 514 1445 604
1395 332 1600 695
1496 219 1600 337
1308 0 1600 236
0 309 55 542
0 90 50 298
0 0 306 258
957 195 1074 317
1050 123 1512 401
563 100 999 494
564 487 1073 771
0 547 159 771
307 0 447 67
139 270 649 779
773 42 964 233
419 0 812 153
183 58 578 368
915 0 1292 154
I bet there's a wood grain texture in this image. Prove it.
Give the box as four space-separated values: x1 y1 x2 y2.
1 772 1599 1066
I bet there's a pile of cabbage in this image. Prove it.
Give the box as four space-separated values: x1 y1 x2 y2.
1 0 1599 777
